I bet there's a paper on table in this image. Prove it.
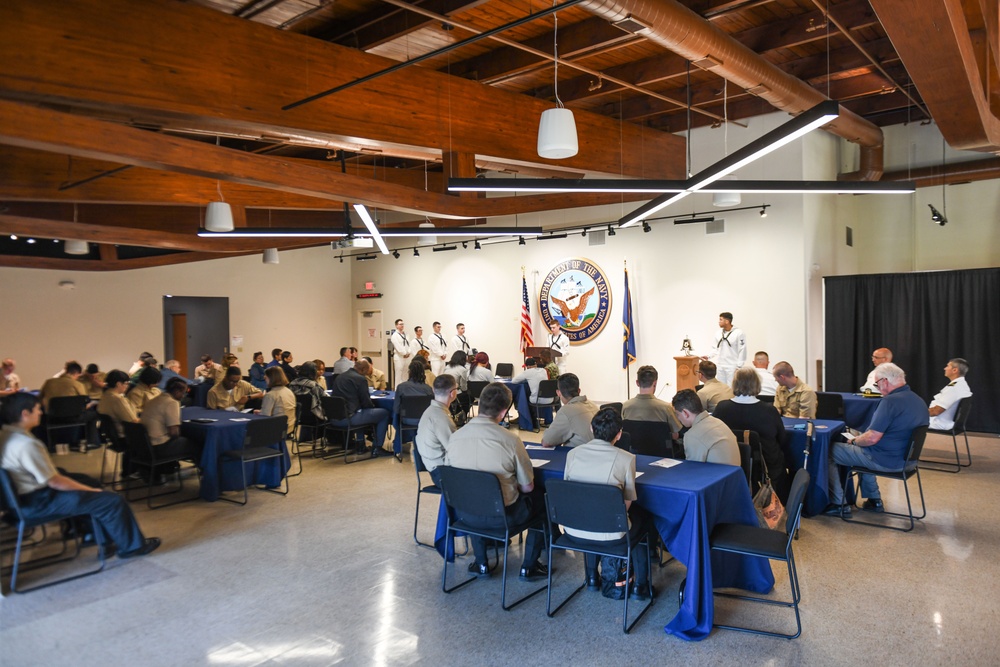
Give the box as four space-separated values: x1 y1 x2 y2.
230 417 251 422
648 458 682 469
529 459 549 467
524 444 547 450
635 471 644 478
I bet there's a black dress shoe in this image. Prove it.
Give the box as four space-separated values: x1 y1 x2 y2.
519 562 548 581
586 575 600 591
630 583 655 601
467 562 490 577
118 537 161 559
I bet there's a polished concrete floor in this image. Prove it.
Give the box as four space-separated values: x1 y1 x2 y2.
3 430 1000 666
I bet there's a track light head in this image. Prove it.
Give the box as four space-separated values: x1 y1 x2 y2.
474 240 481 250
759 206 767 218
581 228 587 237
642 221 651 233
462 241 468 249
518 236 525 245
928 204 947 226
413 248 420 257
392 250 400 258
607 224 616 237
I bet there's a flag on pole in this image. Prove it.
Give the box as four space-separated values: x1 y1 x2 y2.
520 273 534 354
623 267 636 369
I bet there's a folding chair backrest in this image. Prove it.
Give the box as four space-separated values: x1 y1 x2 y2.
97 413 124 452
47 395 89 420
322 394 349 421
0 468 25 521
438 466 506 518
905 425 930 469
246 415 288 447
412 443 429 474
122 422 152 460
953 397 972 434
495 363 514 379
758 395 775 405
545 479 629 535
737 441 752 488
602 402 623 418
622 419 672 458
816 392 845 420
536 380 558 401
784 468 811 537
400 394 433 421
467 381 488 402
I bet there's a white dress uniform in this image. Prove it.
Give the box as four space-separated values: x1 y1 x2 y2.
390 329 411 389
452 334 472 358
928 376 972 430
549 332 570 372
860 367 882 394
429 332 449 376
754 367 778 397
411 336 430 357
712 326 746 386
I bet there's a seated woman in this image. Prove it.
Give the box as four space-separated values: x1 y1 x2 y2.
79 363 106 400
441 351 471 421
127 366 162 414
314 359 329 391
469 352 495 382
288 361 326 440
248 351 268 391
415 351 435 387
259 366 297 436
97 369 140 439
713 367 792 503
394 360 434 428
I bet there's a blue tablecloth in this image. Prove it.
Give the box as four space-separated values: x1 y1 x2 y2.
188 381 213 408
371 391 401 453
180 407 290 501
498 380 537 431
783 417 846 516
434 446 773 642
834 392 881 430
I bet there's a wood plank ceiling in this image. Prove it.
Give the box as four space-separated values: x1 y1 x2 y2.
0 0 962 270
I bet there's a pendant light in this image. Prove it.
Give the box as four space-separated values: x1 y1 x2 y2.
714 80 741 207
537 5 578 159
262 248 279 264
205 137 234 232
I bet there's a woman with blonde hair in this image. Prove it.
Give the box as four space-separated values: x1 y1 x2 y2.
259 366 297 436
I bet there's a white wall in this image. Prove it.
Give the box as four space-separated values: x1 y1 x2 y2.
0 246 353 389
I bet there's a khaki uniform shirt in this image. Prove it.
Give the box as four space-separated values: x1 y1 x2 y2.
697 378 734 413
260 386 297 435
39 375 88 410
140 392 181 446
415 400 457 472
367 368 387 391
564 439 636 540
622 394 682 434
446 416 533 507
127 382 161 413
194 364 224 383
542 395 599 447
97 391 139 437
0 425 58 495
682 411 740 466
774 378 817 419
207 380 260 410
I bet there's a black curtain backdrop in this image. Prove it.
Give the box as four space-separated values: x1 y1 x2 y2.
825 268 1000 434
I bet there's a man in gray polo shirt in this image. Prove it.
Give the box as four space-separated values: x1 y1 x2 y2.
446 383 547 580
415 374 458 485
542 373 599 448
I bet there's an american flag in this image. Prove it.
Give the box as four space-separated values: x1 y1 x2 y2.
520 275 534 353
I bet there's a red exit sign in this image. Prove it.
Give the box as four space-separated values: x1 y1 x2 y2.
356 292 383 299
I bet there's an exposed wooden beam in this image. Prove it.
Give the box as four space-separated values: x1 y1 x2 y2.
320 0 489 51
0 0 682 180
0 247 306 271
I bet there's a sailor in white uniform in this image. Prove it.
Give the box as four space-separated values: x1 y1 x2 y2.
709 311 746 386
390 318 411 389
428 321 449 376
548 321 570 372
451 323 472 359
411 325 430 357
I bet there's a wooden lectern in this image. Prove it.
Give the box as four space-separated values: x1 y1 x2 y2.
525 347 561 360
674 356 701 392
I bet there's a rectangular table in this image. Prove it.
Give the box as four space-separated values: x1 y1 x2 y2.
782 417 845 516
435 446 773 641
833 392 881 430
180 407 290 501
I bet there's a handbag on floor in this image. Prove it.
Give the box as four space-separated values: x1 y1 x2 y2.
599 556 632 600
753 457 787 531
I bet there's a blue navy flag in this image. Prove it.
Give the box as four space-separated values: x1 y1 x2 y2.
623 268 636 369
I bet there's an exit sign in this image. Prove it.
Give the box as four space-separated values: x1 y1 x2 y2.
356 292 382 299
365 281 375 290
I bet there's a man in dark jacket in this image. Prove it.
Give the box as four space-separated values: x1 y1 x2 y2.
332 360 390 456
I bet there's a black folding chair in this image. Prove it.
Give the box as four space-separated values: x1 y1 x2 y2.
97 413 126 489
293 392 326 459
322 395 371 463
921 397 973 473
218 416 290 506
841 426 928 532
602 402 624 418
815 392 845 421
412 445 441 548
622 420 674 458
758 395 775 405
0 469 106 593
122 422 201 510
544 479 655 633
495 363 514 380
467 381 488 416
731 429 763 493
399 395 433 445
528 380 558 431
709 468 810 639
736 442 753 489
437 466 548 610
44 395 91 447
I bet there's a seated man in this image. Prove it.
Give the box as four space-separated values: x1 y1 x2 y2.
127 366 162 413
928 358 972 430
0 393 160 558
141 378 202 462
564 408 652 599
415 374 458 485
542 373 599 448
39 360 100 450
511 357 553 406
752 351 778 397
621 365 681 438
266 348 282 369
157 360 187 390
364 356 387 391
332 347 356 375
97 370 140 439
772 361 817 419
0 357 21 397
331 360 390 456
206 367 264 411
860 347 893 394
445 382 547 580
193 355 222 383
695 360 734 413
825 363 929 515
672 389 740 465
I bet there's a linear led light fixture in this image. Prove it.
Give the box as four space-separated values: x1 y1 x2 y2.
198 226 544 238
620 101 842 227
699 180 915 194
432 245 458 252
352 204 388 255
673 216 715 225
448 179 687 193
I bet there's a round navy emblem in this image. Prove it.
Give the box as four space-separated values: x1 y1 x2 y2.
538 258 612 345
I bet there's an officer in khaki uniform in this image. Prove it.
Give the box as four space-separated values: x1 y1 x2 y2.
695 360 734 413
772 361 817 419
207 367 264 410
542 374 599 448
127 367 162 414
622 365 682 436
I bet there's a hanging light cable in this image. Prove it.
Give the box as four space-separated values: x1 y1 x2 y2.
537 3 578 159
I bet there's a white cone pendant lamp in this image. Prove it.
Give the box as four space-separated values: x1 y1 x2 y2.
262 247 279 264
536 10 578 160
205 201 234 233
